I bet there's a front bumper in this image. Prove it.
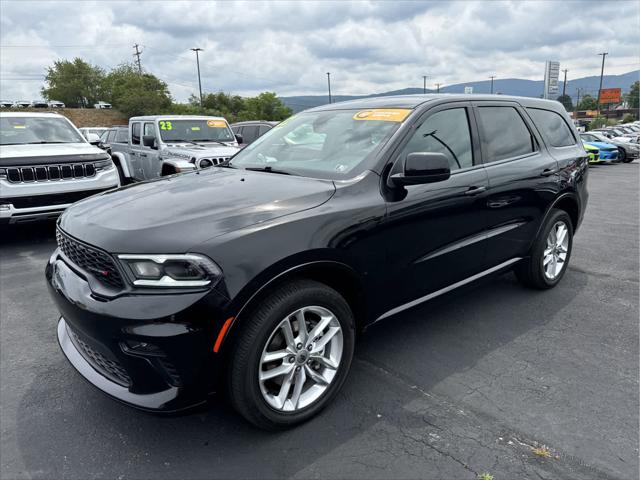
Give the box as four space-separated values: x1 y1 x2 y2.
47 251 233 412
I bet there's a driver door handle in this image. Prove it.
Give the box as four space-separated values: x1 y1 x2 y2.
464 186 486 196
541 168 559 177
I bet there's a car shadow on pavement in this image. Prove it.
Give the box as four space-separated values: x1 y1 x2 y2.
14 266 587 479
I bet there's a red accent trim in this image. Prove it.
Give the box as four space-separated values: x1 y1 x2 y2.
213 317 234 353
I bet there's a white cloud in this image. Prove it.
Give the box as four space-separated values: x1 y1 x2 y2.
0 0 638 102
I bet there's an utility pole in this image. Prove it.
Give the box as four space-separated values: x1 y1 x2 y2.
133 44 142 74
191 48 204 109
562 69 568 97
326 72 332 104
423 75 428 94
576 87 582 118
435 83 442 93
596 52 608 116
489 76 495 94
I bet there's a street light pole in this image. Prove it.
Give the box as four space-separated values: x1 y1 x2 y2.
562 69 568 97
326 72 332 104
423 75 427 94
435 83 442 93
596 52 608 116
191 48 204 109
489 75 495 94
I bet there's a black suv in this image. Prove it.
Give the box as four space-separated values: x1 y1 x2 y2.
47 95 588 429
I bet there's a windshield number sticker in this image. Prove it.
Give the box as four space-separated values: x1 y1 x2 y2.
159 121 173 130
191 126 201 131
353 109 411 122
207 120 227 128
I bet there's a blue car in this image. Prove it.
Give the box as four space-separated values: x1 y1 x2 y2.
580 133 619 163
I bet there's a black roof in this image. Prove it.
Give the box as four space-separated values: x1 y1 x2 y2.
306 94 565 112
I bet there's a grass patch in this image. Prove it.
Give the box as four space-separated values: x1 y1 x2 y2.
478 474 494 480
532 445 553 458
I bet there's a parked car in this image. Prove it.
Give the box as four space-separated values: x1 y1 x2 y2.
579 134 618 163
47 95 588 429
231 120 279 147
48 100 66 108
0 112 119 224
109 115 240 184
30 100 49 108
12 100 31 108
79 127 109 140
94 101 112 109
0 100 13 108
580 132 638 163
582 142 599 163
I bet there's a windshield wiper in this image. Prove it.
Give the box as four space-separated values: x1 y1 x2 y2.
192 139 231 146
244 166 291 175
170 140 204 147
23 141 71 145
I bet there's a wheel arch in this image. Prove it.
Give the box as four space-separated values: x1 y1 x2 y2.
536 192 581 241
110 152 131 178
218 259 367 356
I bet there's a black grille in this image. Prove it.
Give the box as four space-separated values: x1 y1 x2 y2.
70 330 131 387
158 358 183 387
5 188 111 209
56 228 124 289
5 163 97 183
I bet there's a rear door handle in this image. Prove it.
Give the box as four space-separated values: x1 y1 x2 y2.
139 153 147 158
541 168 559 177
464 186 486 196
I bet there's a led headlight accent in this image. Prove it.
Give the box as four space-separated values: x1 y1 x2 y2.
118 254 221 287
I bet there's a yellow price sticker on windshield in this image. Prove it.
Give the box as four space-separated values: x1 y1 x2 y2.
191 126 201 131
353 109 411 122
207 120 227 128
159 120 173 130
13 125 27 129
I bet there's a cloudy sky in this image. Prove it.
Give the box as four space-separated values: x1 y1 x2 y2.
1 0 638 102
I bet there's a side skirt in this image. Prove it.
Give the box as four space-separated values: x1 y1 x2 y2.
373 257 522 324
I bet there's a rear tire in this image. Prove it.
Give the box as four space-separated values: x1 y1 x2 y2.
618 148 627 163
516 209 573 289
228 279 355 430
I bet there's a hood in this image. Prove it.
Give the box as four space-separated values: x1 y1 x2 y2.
585 141 616 150
59 167 335 253
0 142 108 166
161 144 239 159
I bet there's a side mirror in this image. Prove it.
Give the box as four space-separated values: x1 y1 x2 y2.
142 135 157 148
391 152 451 187
86 133 101 145
234 134 244 144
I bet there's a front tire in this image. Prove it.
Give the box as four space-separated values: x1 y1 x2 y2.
516 209 573 289
228 279 355 430
618 148 627 163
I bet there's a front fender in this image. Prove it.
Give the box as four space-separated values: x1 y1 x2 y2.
111 152 131 178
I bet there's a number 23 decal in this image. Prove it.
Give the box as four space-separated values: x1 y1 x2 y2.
159 121 173 130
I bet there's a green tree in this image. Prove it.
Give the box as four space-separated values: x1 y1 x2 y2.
101 64 172 116
556 94 573 111
244 92 292 121
578 95 598 110
626 81 639 109
41 58 105 107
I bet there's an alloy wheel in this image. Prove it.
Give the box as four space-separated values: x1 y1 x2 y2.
543 221 569 280
258 306 343 412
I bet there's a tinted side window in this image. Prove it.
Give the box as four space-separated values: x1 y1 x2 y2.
242 125 260 144
399 108 474 171
106 130 116 142
131 123 141 145
259 125 272 136
115 129 128 143
476 106 535 162
527 108 576 147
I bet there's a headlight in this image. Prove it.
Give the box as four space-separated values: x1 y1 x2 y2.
117 254 222 288
95 159 115 172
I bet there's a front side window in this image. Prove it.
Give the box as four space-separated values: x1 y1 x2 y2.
241 125 259 144
230 108 410 180
579 133 599 143
398 108 474 171
157 119 234 143
528 108 576 147
0 116 85 145
476 106 536 162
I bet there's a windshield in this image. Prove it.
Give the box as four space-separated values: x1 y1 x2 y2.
158 119 235 143
229 108 410 179
0 116 85 145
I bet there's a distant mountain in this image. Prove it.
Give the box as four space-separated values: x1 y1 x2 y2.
281 70 639 112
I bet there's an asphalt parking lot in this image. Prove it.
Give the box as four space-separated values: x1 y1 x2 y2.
1 162 638 480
